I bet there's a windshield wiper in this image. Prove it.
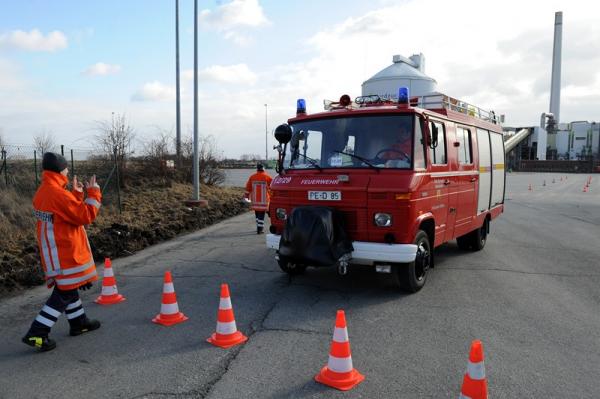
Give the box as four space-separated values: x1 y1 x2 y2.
332 150 380 170
292 153 322 171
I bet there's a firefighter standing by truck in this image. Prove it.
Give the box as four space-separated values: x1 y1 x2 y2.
22 152 102 352
244 163 273 234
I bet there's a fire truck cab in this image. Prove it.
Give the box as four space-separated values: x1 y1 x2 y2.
266 89 505 292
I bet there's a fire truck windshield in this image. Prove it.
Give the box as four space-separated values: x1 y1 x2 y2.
286 115 414 169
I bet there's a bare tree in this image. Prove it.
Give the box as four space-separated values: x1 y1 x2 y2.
0 128 6 149
181 131 225 186
33 129 57 155
94 113 135 178
142 128 175 174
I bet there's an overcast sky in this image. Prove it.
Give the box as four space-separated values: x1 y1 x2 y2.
0 0 598 157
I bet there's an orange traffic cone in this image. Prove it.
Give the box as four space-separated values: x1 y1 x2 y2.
207 284 247 348
95 258 125 305
315 310 364 391
152 271 188 326
459 340 488 399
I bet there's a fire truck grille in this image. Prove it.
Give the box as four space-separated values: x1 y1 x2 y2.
340 210 358 232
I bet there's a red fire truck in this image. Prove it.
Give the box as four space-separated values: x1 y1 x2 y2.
266 89 505 292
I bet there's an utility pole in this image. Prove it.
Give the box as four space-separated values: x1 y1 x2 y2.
264 103 268 163
186 0 207 207
175 0 181 166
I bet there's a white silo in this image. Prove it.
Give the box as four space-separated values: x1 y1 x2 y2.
361 53 437 98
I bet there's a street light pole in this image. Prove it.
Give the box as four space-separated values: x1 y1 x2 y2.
186 0 207 207
175 0 181 166
264 103 268 163
193 0 199 200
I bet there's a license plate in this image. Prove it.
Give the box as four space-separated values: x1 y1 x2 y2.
308 191 342 201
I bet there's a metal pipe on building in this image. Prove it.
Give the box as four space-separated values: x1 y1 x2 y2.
505 129 533 154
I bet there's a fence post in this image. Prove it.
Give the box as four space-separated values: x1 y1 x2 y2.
61 145 64 156
2 149 7 186
70 149 74 176
114 148 122 214
34 150 39 186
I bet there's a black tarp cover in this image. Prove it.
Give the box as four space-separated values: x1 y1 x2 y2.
278 206 353 267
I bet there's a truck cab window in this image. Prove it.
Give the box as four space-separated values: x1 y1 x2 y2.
413 117 426 169
456 127 473 164
429 121 447 164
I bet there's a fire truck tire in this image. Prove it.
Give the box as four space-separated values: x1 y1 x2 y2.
457 219 488 251
471 219 488 251
393 230 431 293
456 234 472 250
277 256 307 275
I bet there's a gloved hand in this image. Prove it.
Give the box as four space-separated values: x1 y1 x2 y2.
79 282 93 291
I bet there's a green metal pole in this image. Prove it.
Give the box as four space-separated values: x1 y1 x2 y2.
34 150 38 185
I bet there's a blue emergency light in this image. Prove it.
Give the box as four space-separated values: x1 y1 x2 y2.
398 87 409 104
296 98 307 115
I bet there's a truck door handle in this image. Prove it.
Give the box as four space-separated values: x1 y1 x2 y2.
470 177 477 182
443 179 451 185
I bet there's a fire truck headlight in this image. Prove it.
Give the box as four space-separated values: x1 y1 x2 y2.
276 208 287 220
374 213 392 227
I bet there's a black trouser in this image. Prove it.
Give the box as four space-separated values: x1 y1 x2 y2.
27 286 86 337
255 211 266 231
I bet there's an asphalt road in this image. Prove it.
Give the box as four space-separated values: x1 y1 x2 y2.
1 173 598 398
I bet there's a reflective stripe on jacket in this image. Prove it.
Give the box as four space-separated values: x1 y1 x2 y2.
245 171 273 211
33 171 102 290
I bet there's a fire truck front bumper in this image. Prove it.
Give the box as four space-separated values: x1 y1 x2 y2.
266 234 418 265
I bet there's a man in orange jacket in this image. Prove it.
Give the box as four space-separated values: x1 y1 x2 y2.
244 163 273 234
22 152 102 352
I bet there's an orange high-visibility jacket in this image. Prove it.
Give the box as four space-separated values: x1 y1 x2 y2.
33 171 102 291
245 171 273 211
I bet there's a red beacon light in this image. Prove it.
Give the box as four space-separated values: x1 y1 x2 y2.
339 94 351 107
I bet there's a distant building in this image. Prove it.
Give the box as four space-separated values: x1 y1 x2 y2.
504 121 599 170
553 121 599 160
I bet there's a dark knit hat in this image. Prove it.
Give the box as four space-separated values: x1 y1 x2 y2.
256 163 264 171
42 152 68 173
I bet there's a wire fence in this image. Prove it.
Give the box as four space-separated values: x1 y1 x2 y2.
0 144 123 212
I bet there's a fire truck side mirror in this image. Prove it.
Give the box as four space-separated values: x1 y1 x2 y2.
275 124 293 145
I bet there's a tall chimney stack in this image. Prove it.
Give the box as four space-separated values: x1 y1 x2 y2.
549 11 563 123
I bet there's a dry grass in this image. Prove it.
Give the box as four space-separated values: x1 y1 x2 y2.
0 181 247 295
0 189 34 237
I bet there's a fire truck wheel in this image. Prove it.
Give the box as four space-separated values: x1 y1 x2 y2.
457 219 488 251
471 219 488 251
456 234 472 250
394 230 431 293
277 256 307 275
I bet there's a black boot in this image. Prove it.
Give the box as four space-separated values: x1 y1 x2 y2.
69 317 101 336
257 226 264 234
22 334 57 352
